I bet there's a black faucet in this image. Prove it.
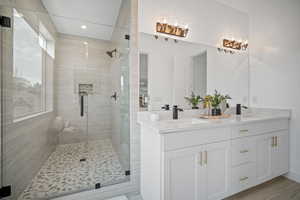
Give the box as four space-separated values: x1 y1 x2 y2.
173 105 183 120
161 104 170 111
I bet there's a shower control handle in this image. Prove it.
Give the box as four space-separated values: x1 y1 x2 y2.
80 95 84 117
111 92 117 101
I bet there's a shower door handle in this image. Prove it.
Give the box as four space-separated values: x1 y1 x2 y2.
80 95 84 117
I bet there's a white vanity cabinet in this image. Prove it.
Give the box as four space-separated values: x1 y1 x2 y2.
164 146 204 200
255 130 289 183
230 130 289 195
165 141 230 200
140 116 290 200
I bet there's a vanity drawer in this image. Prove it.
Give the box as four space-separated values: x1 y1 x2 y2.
231 137 256 167
163 127 231 151
231 163 256 195
231 119 289 139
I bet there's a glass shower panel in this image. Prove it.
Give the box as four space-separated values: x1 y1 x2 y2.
0 6 92 199
102 0 131 188
0 0 131 198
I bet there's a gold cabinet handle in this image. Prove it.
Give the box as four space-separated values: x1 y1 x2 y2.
204 151 208 165
199 152 203 166
240 149 249 154
239 129 249 134
240 176 249 182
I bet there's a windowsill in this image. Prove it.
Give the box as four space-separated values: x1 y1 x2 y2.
13 110 53 124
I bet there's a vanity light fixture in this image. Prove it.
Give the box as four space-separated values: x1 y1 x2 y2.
154 34 179 43
156 21 189 38
217 47 235 54
222 38 248 51
217 38 248 54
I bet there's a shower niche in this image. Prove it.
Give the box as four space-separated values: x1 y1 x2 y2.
79 83 94 95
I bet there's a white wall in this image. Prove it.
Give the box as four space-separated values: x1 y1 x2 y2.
139 0 249 47
55 34 113 141
216 0 300 182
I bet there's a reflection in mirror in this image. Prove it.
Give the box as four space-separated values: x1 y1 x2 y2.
139 54 149 110
139 33 249 111
190 51 207 98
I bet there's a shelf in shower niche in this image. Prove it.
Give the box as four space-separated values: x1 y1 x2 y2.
79 83 93 94
199 114 232 120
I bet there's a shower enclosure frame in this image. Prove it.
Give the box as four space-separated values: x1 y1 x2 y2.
55 0 140 198
0 14 12 199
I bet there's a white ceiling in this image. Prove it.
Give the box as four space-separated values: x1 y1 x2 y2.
41 0 122 41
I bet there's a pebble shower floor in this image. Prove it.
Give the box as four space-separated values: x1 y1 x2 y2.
18 139 129 199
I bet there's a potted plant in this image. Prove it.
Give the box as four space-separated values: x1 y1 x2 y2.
184 92 203 109
203 90 231 116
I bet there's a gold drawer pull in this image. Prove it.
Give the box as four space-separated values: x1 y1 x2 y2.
239 129 249 134
240 149 249 154
240 176 249 182
272 136 276 147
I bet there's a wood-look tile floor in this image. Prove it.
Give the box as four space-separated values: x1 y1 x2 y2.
225 176 300 200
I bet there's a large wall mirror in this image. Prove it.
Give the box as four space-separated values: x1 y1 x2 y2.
139 33 249 111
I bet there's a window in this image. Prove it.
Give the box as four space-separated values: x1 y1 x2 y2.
13 9 54 120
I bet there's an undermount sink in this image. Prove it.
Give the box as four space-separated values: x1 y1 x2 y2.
160 118 210 124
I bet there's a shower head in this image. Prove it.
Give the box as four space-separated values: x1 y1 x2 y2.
106 49 117 58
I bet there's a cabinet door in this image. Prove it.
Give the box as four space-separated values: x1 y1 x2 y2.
165 146 204 200
271 131 289 176
204 141 231 200
256 134 273 183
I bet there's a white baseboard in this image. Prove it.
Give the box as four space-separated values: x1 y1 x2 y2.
285 171 300 183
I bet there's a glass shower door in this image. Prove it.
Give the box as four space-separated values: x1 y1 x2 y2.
0 0 132 198
0 6 92 199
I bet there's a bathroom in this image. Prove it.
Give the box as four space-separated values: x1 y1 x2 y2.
1 0 300 200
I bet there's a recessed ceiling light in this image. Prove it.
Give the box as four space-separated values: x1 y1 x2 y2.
83 41 88 45
81 25 87 29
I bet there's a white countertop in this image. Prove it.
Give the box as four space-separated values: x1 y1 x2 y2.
137 108 291 134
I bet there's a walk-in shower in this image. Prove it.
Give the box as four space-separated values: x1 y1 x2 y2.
0 0 131 199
